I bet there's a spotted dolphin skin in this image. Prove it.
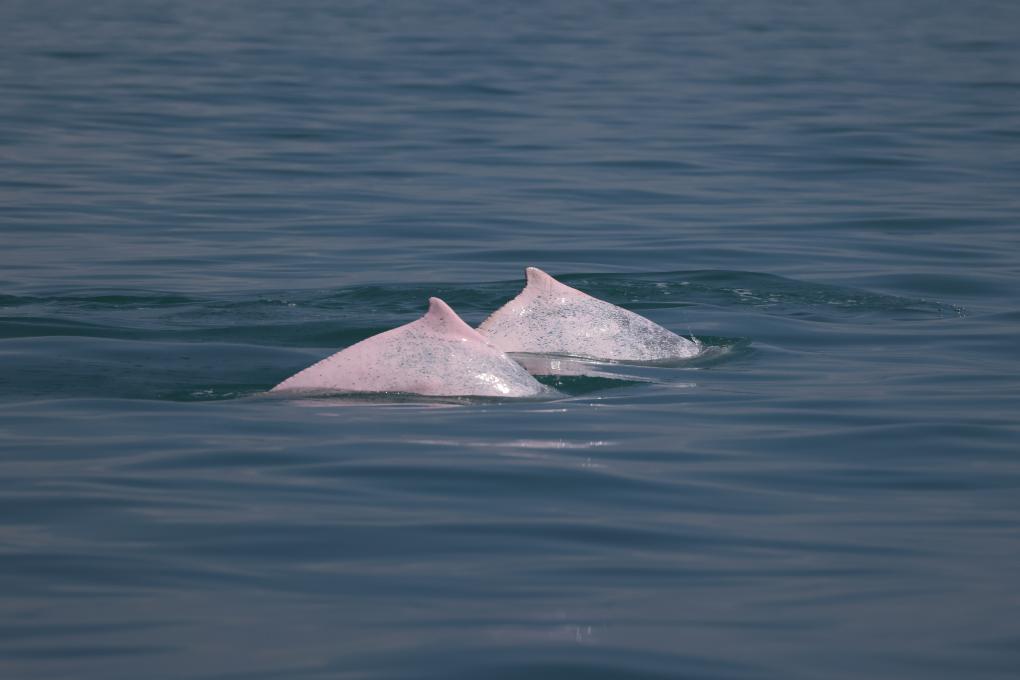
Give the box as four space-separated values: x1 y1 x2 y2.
478 267 701 362
272 297 547 397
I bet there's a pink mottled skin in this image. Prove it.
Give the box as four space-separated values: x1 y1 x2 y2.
478 267 702 362
272 297 545 397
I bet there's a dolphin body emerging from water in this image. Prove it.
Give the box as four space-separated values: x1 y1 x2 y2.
271 297 547 398
479 267 701 362
272 268 700 397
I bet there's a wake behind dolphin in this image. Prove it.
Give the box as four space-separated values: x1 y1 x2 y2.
272 268 702 397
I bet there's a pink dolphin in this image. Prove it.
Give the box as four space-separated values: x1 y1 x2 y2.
272 297 546 397
478 267 701 362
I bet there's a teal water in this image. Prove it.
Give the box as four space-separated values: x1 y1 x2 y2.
2 1 1019 678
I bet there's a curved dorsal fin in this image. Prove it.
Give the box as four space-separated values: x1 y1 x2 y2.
525 266 557 289
422 297 491 344
524 267 591 301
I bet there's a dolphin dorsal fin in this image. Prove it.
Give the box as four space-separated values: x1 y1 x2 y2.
525 266 562 293
422 297 490 343
524 267 592 302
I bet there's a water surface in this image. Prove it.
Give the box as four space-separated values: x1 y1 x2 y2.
2 1 1019 678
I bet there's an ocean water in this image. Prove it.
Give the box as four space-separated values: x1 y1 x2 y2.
2 1 1019 678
